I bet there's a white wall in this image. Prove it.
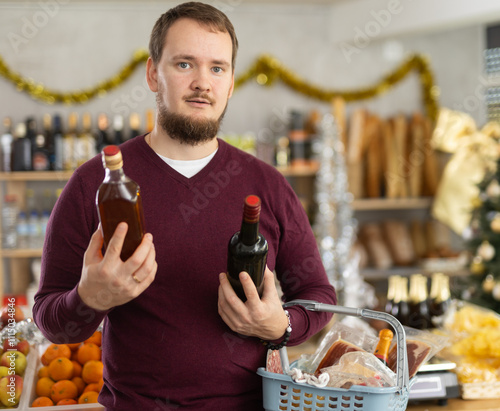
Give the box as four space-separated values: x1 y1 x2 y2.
0 0 495 139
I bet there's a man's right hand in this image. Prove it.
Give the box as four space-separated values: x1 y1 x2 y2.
77 222 157 311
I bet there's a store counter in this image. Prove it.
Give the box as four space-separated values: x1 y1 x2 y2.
408 399 500 411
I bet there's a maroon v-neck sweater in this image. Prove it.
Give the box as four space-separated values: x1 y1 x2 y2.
33 136 336 410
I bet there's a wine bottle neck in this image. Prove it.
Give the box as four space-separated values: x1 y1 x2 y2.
240 220 259 245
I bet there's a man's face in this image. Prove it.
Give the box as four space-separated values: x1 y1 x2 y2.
148 18 234 145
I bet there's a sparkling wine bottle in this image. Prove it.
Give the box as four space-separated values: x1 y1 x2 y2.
96 145 145 261
374 328 393 366
227 195 268 301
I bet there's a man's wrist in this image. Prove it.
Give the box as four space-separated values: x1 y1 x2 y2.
261 310 292 350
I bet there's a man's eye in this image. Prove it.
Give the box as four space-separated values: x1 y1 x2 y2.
212 67 223 73
179 62 189 69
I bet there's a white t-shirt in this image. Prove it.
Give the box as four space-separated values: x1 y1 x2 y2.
156 149 218 178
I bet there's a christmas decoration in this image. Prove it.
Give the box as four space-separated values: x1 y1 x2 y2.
0 51 438 120
313 113 375 308
466 156 500 312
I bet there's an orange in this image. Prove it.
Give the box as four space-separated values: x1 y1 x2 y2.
71 376 86 395
42 343 71 366
48 357 74 381
31 396 54 407
85 330 102 347
35 377 55 398
37 366 50 378
50 379 78 403
97 377 104 391
78 391 99 404
72 360 82 378
57 398 78 405
67 342 82 351
77 343 101 365
83 383 100 393
82 360 103 384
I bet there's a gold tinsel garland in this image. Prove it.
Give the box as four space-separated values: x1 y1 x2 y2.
0 50 439 120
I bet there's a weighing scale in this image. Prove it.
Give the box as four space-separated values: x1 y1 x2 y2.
409 360 460 406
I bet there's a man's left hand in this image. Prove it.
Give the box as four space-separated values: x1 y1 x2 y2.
218 267 288 341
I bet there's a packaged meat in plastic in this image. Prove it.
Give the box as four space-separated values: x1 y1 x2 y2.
320 351 397 389
300 322 378 375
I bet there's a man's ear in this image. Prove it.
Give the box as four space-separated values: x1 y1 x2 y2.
146 57 159 92
227 73 235 99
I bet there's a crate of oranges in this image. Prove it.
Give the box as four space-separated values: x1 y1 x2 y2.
21 330 104 410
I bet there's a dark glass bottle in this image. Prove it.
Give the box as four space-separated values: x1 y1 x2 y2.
96 113 111 152
51 114 64 171
391 276 409 327
12 123 32 171
384 275 398 315
227 195 268 301
374 328 393 366
429 273 451 327
96 145 145 261
408 274 431 330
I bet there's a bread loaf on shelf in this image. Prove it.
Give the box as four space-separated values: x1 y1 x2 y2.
347 108 367 199
408 113 425 197
381 220 416 266
359 223 393 269
365 115 384 198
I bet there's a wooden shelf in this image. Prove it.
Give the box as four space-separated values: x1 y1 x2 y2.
352 197 433 211
0 171 73 182
362 267 469 281
0 249 43 258
276 162 319 177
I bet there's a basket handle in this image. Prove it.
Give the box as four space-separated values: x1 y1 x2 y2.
283 299 409 390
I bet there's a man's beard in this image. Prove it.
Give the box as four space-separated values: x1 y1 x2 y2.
156 92 227 146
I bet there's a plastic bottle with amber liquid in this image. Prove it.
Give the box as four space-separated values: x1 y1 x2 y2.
96 145 145 261
227 195 268 301
408 274 431 330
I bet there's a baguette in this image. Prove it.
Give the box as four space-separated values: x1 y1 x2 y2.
365 115 383 198
392 114 409 198
347 108 367 198
408 113 425 197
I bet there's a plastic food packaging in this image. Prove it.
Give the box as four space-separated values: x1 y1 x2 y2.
300 322 379 374
320 351 397 389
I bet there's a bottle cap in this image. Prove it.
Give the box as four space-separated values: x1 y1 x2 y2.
102 145 123 170
243 195 261 223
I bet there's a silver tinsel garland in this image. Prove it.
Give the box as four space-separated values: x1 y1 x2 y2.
313 114 374 308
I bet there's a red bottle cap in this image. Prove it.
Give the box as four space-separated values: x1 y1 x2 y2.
243 195 261 223
103 145 120 156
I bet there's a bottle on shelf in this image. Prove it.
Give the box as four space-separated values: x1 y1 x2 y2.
32 125 50 172
391 276 409 327
11 122 32 171
97 145 146 261
51 114 64 171
384 275 399 315
288 110 311 168
373 328 393 366
76 112 97 167
63 112 78 171
2 194 19 249
408 274 431 330
96 113 111 152
129 112 141 140
16 210 29 249
275 136 290 167
227 195 269 301
0 117 13 172
428 273 451 327
112 114 124 145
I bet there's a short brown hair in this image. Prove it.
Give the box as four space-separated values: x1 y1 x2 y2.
149 2 239 71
